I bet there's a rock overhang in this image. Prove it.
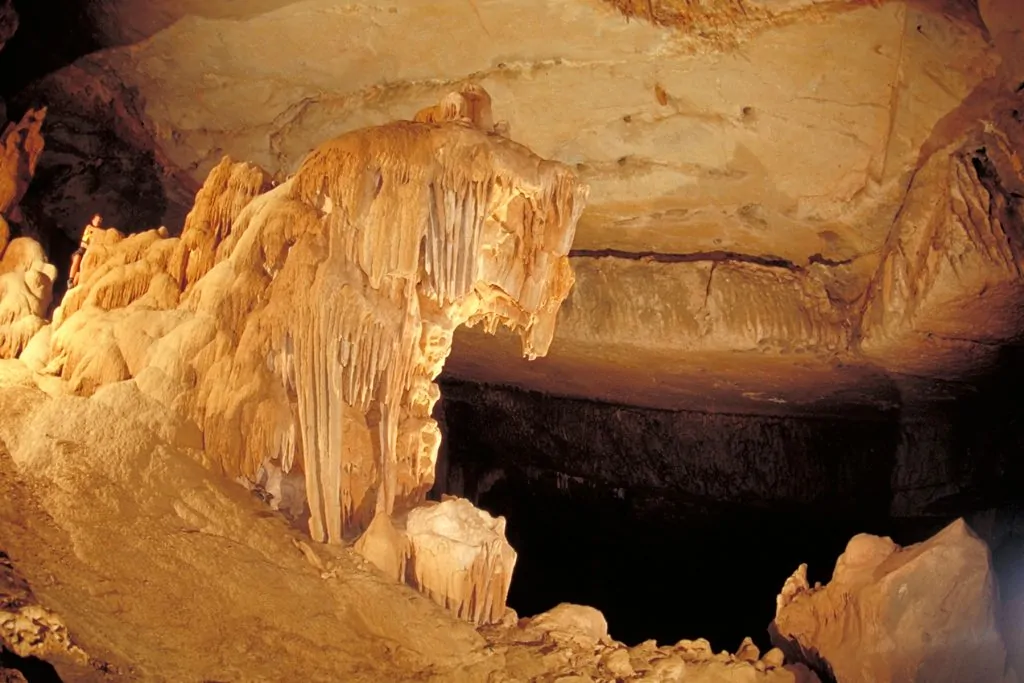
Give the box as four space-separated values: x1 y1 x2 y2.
6 0 1024 414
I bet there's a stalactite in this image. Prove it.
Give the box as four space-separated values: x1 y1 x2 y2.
42 87 587 620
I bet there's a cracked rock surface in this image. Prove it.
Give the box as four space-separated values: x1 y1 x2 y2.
7 0 1024 410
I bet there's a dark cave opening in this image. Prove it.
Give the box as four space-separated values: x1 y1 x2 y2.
475 470 951 652
0 0 101 101
434 347 1024 653
0 646 63 683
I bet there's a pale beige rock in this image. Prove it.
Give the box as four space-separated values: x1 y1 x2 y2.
403 497 517 625
0 377 511 682
62 0 994 264
0 237 56 361
526 603 610 643
18 0 1024 413
602 647 635 678
447 96 1024 414
354 500 518 626
771 519 1008 683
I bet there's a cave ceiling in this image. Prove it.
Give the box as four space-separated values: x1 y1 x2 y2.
6 0 1024 415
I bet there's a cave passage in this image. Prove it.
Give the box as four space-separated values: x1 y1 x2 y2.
435 351 1024 652
1 646 64 682
470 466 947 652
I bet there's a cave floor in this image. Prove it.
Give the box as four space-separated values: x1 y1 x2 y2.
0 376 503 682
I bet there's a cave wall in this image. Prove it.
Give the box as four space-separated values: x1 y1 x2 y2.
434 372 1024 648
437 379 900 521
436 369 1024 523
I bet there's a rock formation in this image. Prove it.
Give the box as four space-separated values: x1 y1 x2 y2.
355 496 517 625
0 102 56 367
483 602 822 682
8 0 1023 416
21 87 585 624
0 0 1022 679
771 519 1009 683
0 107 45 226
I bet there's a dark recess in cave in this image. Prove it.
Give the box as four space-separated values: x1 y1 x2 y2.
0 647 63 683
0 0 176 299
434 346 1024 653
0 0 100 100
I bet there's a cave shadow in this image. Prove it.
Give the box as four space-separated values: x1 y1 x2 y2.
0 0 100 100
764 627 837 683
476 468 916 654
436 380 908 653
0 646 63 682
11 114 174 309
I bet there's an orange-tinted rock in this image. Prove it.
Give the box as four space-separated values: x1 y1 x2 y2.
46 87 585 554
0 107 45 218
771 519 1008 683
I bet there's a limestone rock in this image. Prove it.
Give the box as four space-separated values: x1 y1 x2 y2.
771 519 1008 683
601 647 634 678
447 93 1024 413
858 107 1024 377
12 0 1024 413
355 498 518 626
0 107 45 220
38 91 581 634
353 512 410 584
402 497 516 625
0 550 97 679
46 88 585 549
525 603 609 643
0 237 56 360
736 636 760 663
762 647 786 669
0 376 506 681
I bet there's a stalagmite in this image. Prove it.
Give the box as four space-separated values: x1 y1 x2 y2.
404 497 517 625
354 497 517 625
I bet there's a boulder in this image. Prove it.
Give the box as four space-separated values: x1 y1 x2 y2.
771 519 1009 683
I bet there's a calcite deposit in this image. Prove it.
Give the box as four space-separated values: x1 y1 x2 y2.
355 496 517 625
0 0 1022 680
12 87 585 626
0 105 56 367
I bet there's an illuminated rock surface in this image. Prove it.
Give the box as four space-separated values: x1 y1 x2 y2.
0 104 55 366
771 519 1008 683
5 0 1023 413
5 88 581 634
0 0 1022 680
